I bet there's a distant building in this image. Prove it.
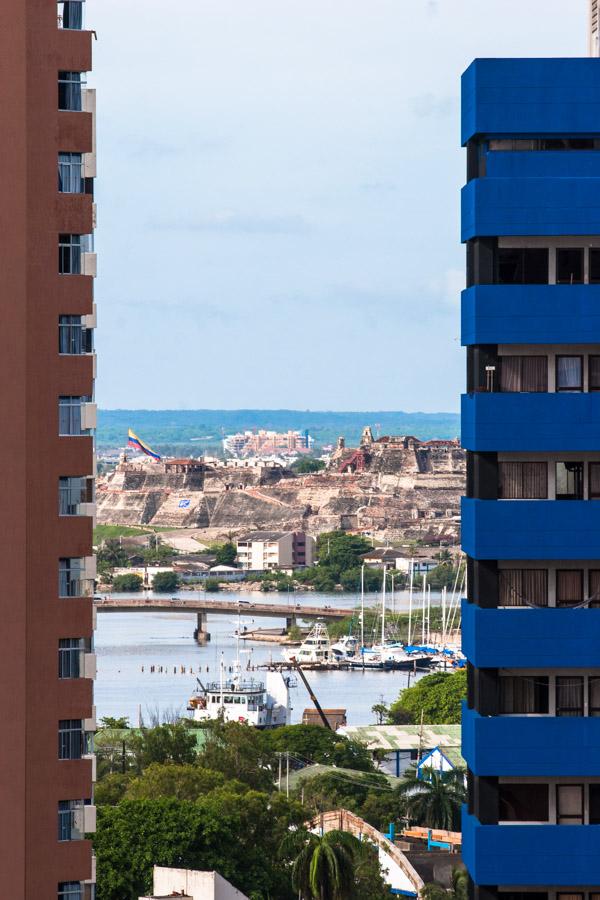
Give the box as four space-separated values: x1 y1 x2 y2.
237 531 315 570
223 429 314 457
140 866 249 900
360 549 438 574
302 708 347 730
338 724 463 778
394 555 438 575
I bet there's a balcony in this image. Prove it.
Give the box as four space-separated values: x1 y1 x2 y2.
462 58 600 146
462 497 600 560
462 704 600 777
461 599 600 668
462 176 600 242
462 392 600 452
461 284 600 346
462 809 600 885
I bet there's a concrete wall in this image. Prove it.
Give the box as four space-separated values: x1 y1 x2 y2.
146 867 249 900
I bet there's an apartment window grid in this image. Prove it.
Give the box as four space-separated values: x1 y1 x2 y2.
58 638 84 679
58 720 84 760
57 0 85 29
58 799 86 841
59 234 82 274
59 396 90 436
58 882 83 900
59 315 93 355
58 71 83 111
59 477 90 515
59 558 86 598
58 152 83 192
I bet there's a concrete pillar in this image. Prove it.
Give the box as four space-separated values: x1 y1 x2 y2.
195 611 210 644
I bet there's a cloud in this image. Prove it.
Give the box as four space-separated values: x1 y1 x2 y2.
410 93 458 119
151 211 313 235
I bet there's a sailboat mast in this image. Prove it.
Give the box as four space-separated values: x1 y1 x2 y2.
360 564 365 666
381 565 387 647
408 559 414 645
421 572 427 644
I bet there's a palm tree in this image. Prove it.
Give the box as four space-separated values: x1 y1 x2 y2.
421 867 468 900
281 828 360 899
397 767 466 831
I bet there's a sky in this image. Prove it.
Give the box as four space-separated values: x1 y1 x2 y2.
92 0 587 413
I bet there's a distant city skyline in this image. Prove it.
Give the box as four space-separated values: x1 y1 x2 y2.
93 0 586 412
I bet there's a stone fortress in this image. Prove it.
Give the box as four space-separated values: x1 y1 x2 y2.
97 427 465 545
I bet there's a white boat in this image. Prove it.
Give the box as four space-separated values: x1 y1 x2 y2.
331 634 359 660
282 621 332 665
188 661 292 728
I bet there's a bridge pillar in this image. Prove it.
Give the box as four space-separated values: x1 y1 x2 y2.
195 611 210 644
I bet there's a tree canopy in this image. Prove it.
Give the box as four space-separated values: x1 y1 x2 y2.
265 724 374 772
388 669 467 725
151 571 180 593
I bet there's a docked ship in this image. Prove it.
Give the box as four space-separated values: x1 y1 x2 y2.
188 658 293 728
282 621 332 666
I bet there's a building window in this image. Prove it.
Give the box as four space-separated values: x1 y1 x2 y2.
589 677 600 717
556 677 584 717
499 675 549 714
499 356 547 392
497 248 549 284
59 315 93 355
590 249 600 284
556 784 584 824
556 570 584 607
58 0 84 29
58 800 87 841
58 638 84 678
59 558 86 597
589 570 600 608
59 477 93 515
556 356 583 392
556 248 584 284
499 783 549 822
499 569 548 607
555 462 584 500
58 72 83 111
59 396 90 436
58 720 84 760
59 234 82 274
58 152 83 193
589 356 600 391
498 461 547 499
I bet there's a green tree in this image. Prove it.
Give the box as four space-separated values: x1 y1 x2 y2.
95 773 133 806
422 868 468 900
282 828 360 900
130 723 198 769
125 763 231 801
214 541 237 566
151 570 180 592
398 767 466 831
316 531 372 578
204 578 220 592
297 771 391 820
97 538 129 568
292 458 326 475
265 724 374 772
100 716 129 729
197 720 276 791
388 670 467 725
339 566 382 592
371 702 389 726
112 572 143 592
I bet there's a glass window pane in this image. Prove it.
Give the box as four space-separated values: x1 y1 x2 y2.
556 356 583 391
590 356 600 391
556 248 584 284
556 570 583 607
556 784 583 824
499 783 549 821
590 249 600 284
556 676 584 716
556 462 584 500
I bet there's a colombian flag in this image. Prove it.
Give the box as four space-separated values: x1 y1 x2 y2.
127 429 161 461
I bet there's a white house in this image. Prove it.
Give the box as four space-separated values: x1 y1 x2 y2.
140 866 248 900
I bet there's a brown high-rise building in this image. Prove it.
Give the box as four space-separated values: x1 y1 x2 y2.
0 1 97 896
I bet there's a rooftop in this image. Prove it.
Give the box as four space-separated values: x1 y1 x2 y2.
237 530 290 542
339 724 462 756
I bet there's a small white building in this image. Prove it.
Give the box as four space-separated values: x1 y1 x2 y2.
236 531 315 571
140 866 249 900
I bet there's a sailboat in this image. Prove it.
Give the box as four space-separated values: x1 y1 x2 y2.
364 567 433 669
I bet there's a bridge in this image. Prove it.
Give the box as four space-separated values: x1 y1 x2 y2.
93 596 355 642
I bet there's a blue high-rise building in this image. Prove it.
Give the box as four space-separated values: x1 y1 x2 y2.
461 54 600 898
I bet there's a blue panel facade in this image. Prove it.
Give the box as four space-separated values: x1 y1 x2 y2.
462 284 600 345
463 704 600 777
461 600 600 669
462 811 600 886
462 177 600 241
462 56 600 895
462 59 600 145
462 497 600 560
462 393 600 452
